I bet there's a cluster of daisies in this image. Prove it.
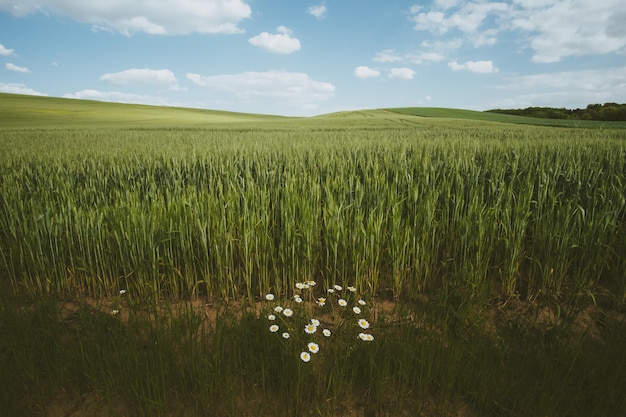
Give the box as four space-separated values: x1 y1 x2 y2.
111 289 127 315
264 281 374 363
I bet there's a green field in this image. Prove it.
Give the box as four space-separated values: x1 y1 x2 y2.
1 93 626 416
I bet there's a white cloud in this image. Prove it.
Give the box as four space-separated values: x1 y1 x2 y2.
510 0 626 63
411 2 509 37
100 68 180 90
409 0 626 62
373 50 403 63
354 66 380 79
0 0 252 35
6 63 30 73
248 26 301 54
388 67 415 80
0 43 15 56
374 48 446 65
307 4 327 19
63 89 173 106
448 60 498 73
186 70 334 110
0 82 46 95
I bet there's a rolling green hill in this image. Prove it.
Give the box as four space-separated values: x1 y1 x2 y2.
2 92 625 129
0 93 288 129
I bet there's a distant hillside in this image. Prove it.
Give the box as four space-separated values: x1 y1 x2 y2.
382 107 626 128
487 103 626 121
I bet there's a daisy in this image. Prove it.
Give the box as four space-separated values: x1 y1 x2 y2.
112 309 119 315
294 295 303 303
347 286 356 292
358 333 374 342
283 308 293 317
268 314 276 321
282 332 290 339
358 299 366 306
323 328 331 337
308 342 320 354
274 306 284 313
119 289 126 295
306 280 317 287
353 306 361 315
300 352 311 362
317 297 326 306
310 318 320 327
338 299 348 307
334 284 343 291
358 319 370 329
304 323 318 334
327 288 335 294
269 324 279 333
295 282 305 290
265 293 275 301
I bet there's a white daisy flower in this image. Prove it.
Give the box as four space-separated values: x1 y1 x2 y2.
308 342 320 354
347 286 356 292
306 280 317 287
300 352 311 362
295 282 305 290
112 309 119 315
358 333 374 342
358 299 366 306
265 293 275 301
304 323 318 334
358 319 370 329
274 306 284 313
323 329 331 337
338 299 348 307
327 288 335 294
269 324 279 333
317 297 326 306
353 306 361 314
294 295 303 303
268 314 276 321
310 318 320 327
119 289 126 295
282 332 290 339
283 308 293 317
334 284 343 291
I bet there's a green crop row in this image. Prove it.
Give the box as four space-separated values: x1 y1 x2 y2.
1 126 625 307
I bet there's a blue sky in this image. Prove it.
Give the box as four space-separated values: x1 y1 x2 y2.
1 0 625 116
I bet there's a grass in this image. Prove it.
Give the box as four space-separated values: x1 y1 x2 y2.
1 93 626 416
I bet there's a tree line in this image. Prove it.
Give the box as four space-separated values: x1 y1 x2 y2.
487 103 626 121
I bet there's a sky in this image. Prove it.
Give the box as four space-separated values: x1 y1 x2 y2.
1 0 625 116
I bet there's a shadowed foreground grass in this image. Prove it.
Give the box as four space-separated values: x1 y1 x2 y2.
1 292 625 417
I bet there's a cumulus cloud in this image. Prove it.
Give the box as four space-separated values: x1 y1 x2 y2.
0 82 46 95
0 43 15 56
248 26 301 54
6 63 31 73
354 66 380 79
448 59 498 73
510 0 626 63
388 67 416 80
186 70 334 110
0 0 252 35
63 89 174 106
411 1 508 38
100 68 180 90
374 48 446 64
307 4 327 19
409 0 626 62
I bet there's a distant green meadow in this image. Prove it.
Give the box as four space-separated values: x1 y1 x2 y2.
1 93 625 416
